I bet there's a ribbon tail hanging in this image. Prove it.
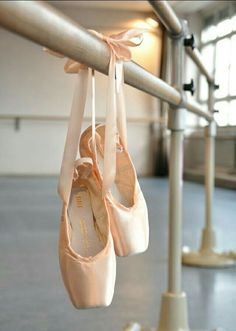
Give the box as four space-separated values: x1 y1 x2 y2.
116 61 127 150
58 69 89 204
102 53 117 196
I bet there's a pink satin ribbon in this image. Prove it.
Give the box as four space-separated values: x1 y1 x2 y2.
45 29 144 199
44 29 144 71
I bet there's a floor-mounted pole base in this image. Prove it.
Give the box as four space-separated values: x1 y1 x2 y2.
157 292 189 331
182 228 236 268
182 249 236 268
123 327 221 331
123 322 155 331
122 323 221 331
222 251 236 260
122 322 219 331
123 287 224 330
123 321 219 331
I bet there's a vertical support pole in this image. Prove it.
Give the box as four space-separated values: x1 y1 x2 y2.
182 82 235 266
157 23 190 331
205 134 215 230
167 33 185 296
168 131 183 294
200 83 217 252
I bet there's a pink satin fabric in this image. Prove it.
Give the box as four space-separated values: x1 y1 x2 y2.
44 28 149 308
79 124 149 257
59 160 116 309
56 70 116 308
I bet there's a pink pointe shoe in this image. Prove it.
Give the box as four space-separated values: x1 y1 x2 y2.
80 124 149 257
59 158 116 308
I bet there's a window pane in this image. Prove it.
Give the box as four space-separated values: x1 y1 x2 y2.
217 18 232 37
199 75 208 101
199 118 208 127
201 44 214 74
201 25 217 43
215 38 230 68
214 101 229 126
229 35 236 96
215 69 229 98
199 104 208 127
232 15 236 31
215 38 230 98
229 100 236 126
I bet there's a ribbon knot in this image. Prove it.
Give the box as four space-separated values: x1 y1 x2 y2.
93 29 144 61
44 29 145 73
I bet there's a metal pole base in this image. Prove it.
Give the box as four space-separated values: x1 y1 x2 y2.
157 292 189 331
182 228 236 268
182 249 236 268
123 316 219 331
222 251 236 260
123 324 217 331
123 320 220 331
123 322 155 331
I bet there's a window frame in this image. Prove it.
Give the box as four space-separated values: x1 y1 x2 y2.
198 3 236 128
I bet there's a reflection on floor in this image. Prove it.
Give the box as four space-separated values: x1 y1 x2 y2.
0 177 235 331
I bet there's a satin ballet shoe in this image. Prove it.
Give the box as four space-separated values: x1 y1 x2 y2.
80 125 149 257
59 157 116 309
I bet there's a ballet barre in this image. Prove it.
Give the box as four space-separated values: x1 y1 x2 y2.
0 1 233 331
148 2 236 331
149 1 236 268
0 1 212 122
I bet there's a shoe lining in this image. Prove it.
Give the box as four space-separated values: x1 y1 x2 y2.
97 150 131 207
68 188 105 257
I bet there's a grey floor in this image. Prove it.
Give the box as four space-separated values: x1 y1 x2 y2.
0 177 235 331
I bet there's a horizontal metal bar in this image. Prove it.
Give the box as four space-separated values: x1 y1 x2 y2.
148 0 182 36
211 95 236 103
0 114 161 124
0 0 181 106
185 135 236 141
201 30 236 48
199 95 236 107
186 47 214 84
0 1 213 121
183 99 213 122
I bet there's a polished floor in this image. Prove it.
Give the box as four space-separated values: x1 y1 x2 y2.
0 177 235 331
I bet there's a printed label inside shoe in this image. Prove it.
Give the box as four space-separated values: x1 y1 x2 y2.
79 218 90 255
68 189 105 257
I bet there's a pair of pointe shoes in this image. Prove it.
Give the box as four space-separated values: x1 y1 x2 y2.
59 124 149 309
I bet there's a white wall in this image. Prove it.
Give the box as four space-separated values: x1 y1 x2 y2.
0 4 162 176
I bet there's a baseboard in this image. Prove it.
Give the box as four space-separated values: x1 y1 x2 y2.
184 168 236 190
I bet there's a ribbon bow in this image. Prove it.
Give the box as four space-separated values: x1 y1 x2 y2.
44 29 144 72
45 29 144 196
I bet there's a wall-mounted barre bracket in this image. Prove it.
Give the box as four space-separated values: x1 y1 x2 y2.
183 79 195 96
183 34 195 50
